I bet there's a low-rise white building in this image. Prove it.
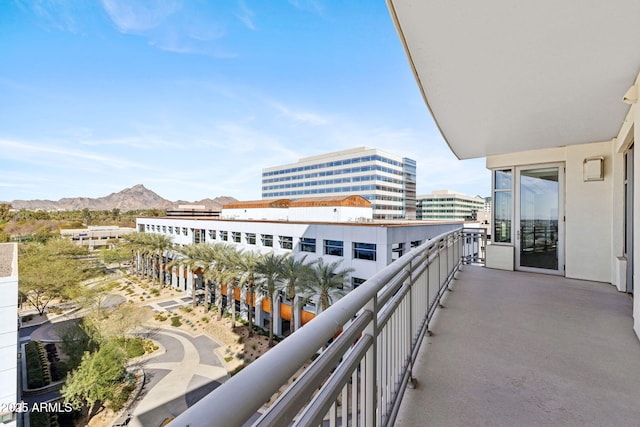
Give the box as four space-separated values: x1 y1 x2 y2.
136 198 460 335
60 226 136 249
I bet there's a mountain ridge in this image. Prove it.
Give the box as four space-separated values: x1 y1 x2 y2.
4 184 238 211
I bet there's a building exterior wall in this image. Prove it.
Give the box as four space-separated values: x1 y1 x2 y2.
136 217 460 289
0 243 18 426
261 147 417 220
417 190 485 221
60 226 136 248
487 141 614 283
222 206 372 222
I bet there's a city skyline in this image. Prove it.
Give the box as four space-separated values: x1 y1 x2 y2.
0 1 490 203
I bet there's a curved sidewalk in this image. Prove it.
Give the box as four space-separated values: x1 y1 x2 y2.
129 327 228 427
397 265 640 427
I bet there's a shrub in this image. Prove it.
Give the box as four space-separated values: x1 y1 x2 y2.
25 342 47 388
154 313 167 322
109 379 136 411
171 316 182 327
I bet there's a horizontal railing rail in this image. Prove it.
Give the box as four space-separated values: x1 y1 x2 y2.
169 227 467 427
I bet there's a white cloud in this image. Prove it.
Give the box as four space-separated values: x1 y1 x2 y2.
18 0 81 33
100 0 181 33
236 0 256 31
0 138 152 170
288 0 325 15
270 102 330 125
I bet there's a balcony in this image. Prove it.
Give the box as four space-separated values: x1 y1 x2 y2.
396 265 640 426
168 228 640 426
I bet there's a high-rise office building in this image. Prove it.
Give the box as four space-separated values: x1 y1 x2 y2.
262 147 417 220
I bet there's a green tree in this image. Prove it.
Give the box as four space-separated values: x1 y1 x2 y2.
81 208 92 226
58 319 100 372
304 258 354 313
256 252 287 347
234 250 261 337
19 239 90 315
170 244 206 308
61 340 126 417
98 246 130 269
279 254 313 333
0 203 11 221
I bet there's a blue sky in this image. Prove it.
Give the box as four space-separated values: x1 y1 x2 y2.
0 0 490 203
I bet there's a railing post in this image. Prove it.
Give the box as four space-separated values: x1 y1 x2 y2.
364 295 377 426
408 258 415 388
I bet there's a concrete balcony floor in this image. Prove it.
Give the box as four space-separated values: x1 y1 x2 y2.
396 265 640 427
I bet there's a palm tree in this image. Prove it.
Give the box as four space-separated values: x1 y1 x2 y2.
169 244 203 308
279 254 313 333
234 250 261 337
304 258 354 314
122 233 150 277
146 233 174 287
256 252 287 347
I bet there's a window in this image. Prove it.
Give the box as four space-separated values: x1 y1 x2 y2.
182 227 188 236
411 240 421 248
208 229 216 240
175 227 180 235
219 231 228 241
232 232 241 243
493 169 512 243
324 240 344 256
162 226 167 233
353 242 376 261
246 233 256 245
193 229 205 244
392 243 404 261
352 277 366 289
300 238 316 253
262 234 273 247
279 235 293 250
168 226 173 234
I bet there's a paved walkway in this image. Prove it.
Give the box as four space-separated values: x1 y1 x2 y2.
129 328 228 427
396 265 640 427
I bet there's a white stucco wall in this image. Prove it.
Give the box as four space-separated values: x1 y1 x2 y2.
0 243 18 421
487 141 614 283
221 206 373 222
631 100 640 338
136 218 460 287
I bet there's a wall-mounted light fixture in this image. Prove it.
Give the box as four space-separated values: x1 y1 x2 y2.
583 157 604 181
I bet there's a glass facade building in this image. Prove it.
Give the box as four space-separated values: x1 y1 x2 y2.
262 147 417 220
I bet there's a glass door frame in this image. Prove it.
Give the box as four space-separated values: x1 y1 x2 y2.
514 163 565 275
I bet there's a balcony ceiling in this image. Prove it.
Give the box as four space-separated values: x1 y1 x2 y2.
388 0 640 159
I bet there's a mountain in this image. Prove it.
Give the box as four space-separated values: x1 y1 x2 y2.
6 184 238 211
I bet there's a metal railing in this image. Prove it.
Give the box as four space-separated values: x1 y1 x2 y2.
169 228 468 427
462 227 487 265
